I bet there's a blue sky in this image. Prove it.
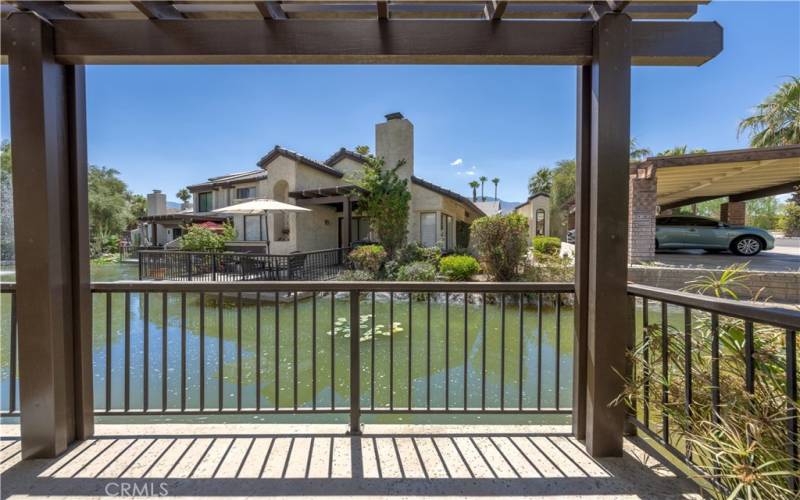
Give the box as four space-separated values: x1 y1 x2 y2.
1 1 798 203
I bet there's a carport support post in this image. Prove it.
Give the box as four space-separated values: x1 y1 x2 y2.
7 12 94 458
584 12 632 457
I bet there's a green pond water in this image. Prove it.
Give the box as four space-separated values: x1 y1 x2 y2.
0 263 575 425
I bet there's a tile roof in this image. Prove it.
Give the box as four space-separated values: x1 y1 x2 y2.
411 176 485 216
187 169 268 191
325 148 369 166
257 145 344 178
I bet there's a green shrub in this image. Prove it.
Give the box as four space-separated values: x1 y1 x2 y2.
439 255 480 281
523 253 574 282
532 236 561 256
348 244 387 273
470 213 529 281
780 202 800 237
382 259 401 280
396 261 437 282
396 242 441 266
181 222 235 253
336 269 375 281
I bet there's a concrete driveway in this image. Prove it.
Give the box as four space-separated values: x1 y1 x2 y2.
649 237 799 272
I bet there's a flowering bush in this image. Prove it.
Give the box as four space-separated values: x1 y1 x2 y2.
348 244 387 273
438 255 480 281
180 222 235 253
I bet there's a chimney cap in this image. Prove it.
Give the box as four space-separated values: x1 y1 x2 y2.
384 112 404 121
152 189 162 194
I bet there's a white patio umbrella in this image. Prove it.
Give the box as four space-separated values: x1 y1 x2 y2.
212 198 310 254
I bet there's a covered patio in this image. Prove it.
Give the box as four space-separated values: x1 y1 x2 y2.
6 1 794 498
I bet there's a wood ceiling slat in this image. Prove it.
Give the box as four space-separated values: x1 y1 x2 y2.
17 1 82 19
131 1 185 19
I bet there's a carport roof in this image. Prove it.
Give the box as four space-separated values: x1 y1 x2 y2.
640 144 800 210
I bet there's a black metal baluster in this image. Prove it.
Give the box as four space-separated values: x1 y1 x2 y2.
642 297 650 428
125 292 131 412
710 312 720 425
661 301 669 444
745 321 754 394
482 292 486 411
555 294 562 411
427 292 431 411
786 329 798 493
445 292 449 411
256 292 261 411
536 293 542 411
276 292 280 411
106 292 112 412
463 292 468 411
348 290 361 434
410 294 414 411
330 291 335 411
143 292 150 413
501 293 506 411
218 292 224 411
237 292 242 411
293 291 298 411
371 291 376 411
390 291 395 410
8 293 16 413
683 307 693 460
181 292 186 412
199 292 205 412
163 292 168 411
312 292 316 411
519 293 524 410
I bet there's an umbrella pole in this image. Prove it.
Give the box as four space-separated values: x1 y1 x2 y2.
264 212 271 255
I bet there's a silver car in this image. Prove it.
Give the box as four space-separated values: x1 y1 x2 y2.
655 215 775 256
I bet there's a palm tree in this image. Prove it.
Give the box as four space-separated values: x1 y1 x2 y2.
657 145 707 157
479 176 488 201
491 177 499 201
738 76 800 147
528 168 552 196
176 188 191 203
629 138 652 162
469 180 480 202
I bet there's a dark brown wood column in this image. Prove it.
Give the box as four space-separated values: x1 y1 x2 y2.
585 12 632 457
7 12 94 458
343 196 352 246
572 64 591 441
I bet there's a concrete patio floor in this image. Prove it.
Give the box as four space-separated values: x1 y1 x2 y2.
0 424 700 499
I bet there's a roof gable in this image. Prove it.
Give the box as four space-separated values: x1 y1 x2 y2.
258 145 344 178
325 148 369 167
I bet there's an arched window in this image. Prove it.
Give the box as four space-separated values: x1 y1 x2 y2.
535 208 546 236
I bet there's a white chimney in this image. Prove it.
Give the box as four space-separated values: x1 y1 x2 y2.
375 112 413 179
146 189 167 216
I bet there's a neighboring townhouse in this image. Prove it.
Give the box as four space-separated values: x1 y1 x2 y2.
162 113 483 253
514 193 551 240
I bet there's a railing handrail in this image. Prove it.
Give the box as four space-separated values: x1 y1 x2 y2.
138 247 350 258
89 280 575 293
628 283 800 330
0 282 15 292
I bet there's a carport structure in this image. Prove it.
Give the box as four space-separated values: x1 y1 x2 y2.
0 0 723 463
628 144 800 260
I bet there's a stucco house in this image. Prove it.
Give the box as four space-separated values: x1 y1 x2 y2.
514 193 551 240
152 113 483 254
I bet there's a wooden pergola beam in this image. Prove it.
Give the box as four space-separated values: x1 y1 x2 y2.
254 1 288 20
16 1 81 20
377 1 388 20
131 1 185 20
0 18 722 66
484 1 508 20
729 181 800 203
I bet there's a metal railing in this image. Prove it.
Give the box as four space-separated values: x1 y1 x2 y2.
0 281 574 431
626 284 800 493
138 247 350 282
0 284 17 416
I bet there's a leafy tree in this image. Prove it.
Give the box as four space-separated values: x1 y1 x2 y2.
470 213 529 281
528 167 552 196
176 188 191 203
355 156 411 256
629 138 652 162
479 175 488 201
746 196 782 230
355 145 371 155
129 194 147 220
0 141 13 260
657 145 707 157
89 166 134 236
491 177 499 201
469 180 480 202
738 76 800 147
180 222 235 253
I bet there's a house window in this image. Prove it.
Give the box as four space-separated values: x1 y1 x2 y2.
236 187 256 199
535 209 546 236
442 214 454 250
197 192 212 212
244 215 262 241
420 212 437 247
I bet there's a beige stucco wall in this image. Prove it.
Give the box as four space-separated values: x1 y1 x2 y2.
330 157 364 179
408 183 481 249
515 195 550 240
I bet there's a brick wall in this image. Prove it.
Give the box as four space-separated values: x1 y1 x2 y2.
720 201 746 225
628 265 800 304
628 164 657 262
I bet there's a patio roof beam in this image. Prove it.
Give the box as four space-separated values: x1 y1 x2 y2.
254 2 288 20
484 1 507 20
659 195 723 211
377 1 388 20
131 1 186 20
0 19 722 66
729 180 800 203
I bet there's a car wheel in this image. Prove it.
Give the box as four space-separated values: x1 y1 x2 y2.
731 236 762 256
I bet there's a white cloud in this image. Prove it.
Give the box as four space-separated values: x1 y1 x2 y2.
464 171 476 176
450 158 464 166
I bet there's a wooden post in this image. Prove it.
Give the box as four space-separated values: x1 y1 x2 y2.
343 196 352 247
572 64 591 441
7 12 94 458
585 12 632 457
